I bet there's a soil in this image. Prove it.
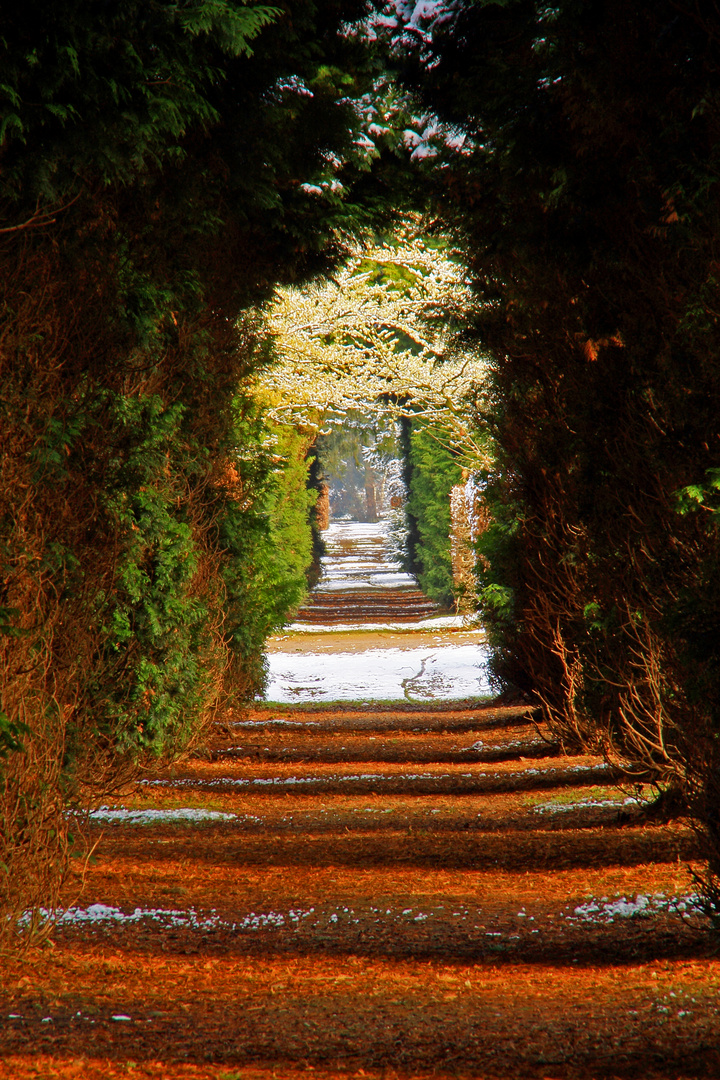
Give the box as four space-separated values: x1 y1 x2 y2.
0 687 718 1080
2 525 718 1079
266 628 486 654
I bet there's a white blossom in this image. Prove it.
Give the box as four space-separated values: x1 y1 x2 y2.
257 226 491 469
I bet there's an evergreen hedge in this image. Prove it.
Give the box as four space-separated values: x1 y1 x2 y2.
0 0 376 940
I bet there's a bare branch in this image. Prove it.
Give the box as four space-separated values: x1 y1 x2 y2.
0 193 81 236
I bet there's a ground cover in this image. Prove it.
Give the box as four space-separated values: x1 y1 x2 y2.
1 522 718 1078
0 693 716 1079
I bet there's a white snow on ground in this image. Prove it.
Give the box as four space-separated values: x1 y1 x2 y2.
523 762 611 776
141 772 466 788
263 644 492 702
323 520 389 540
19 904 225 931
319 569 415 591
565 893 703 923
220 740 546 756
285 614 481 633
269 519 491 700
20 903 341 934
295 521 422 593
21 893 704 937
231 717 320 728
85 807 237 825
533 796 640 814
140 762 613 791
462 739 548 753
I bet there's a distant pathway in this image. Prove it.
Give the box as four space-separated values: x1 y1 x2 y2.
295 519 438 625
267 518 492 703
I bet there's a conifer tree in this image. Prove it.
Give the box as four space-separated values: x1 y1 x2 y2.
398 0 720 907
0 0 390 936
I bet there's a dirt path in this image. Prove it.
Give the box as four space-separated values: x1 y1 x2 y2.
1 522 718 1079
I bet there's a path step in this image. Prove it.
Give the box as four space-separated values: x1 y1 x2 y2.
293 520 441 627
211 739 559 765
143 762 618 797
231 703 534 733
296 593 438 623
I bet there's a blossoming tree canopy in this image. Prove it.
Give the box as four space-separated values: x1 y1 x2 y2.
258 224 492 471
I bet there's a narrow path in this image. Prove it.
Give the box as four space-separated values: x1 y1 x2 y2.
268 518 491 704
294 520 438 625
0 520 716 1079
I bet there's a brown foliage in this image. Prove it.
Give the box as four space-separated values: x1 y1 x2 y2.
315 484 330 531
0 221 252 944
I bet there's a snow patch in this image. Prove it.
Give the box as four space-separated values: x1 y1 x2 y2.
142 763 610 793
533 796 639 815
232 718 320 728
86 806 236 825
263 644 492 702
141 771 458 789
565 893 703 924
285 614 480 633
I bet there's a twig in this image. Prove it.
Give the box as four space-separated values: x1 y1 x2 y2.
0 193 81 236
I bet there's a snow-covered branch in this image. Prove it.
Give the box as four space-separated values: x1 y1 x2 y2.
256 227 491 468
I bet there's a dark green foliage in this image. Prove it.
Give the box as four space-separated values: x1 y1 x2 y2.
405 421 461 609
318 420 373 520
0 0 381 935
305 451 327 588
397 415 421 576
0 0 277 194
473 476 525 693
91 394 214 758
219 405 317 697
0 607 27 760
403 0 720 902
